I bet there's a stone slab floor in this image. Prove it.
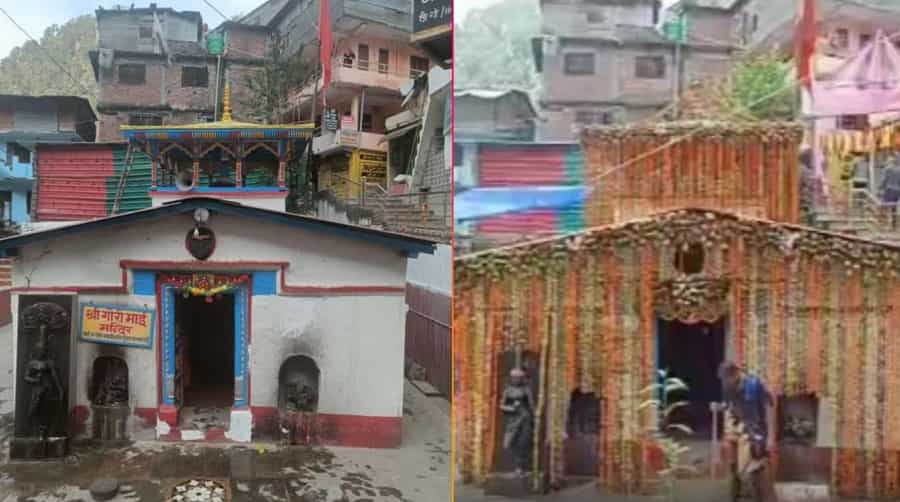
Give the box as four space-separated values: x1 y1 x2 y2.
0 324 450 502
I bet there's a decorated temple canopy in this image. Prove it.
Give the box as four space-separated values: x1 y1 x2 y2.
120 84 315 191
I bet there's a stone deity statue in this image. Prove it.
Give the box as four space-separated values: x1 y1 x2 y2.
21 303 68 437
500 367 535 477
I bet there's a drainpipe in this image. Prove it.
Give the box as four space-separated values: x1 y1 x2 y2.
214 55 222 120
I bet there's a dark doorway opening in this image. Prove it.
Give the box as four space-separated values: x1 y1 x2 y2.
657 318 726 439
564 389 601 477
175 294 235 408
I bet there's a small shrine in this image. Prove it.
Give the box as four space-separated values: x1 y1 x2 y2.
120 84 314 211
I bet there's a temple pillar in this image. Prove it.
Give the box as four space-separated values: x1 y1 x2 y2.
192 159 200 187
236 160 243 188
278 160 287 189
151 158 158 190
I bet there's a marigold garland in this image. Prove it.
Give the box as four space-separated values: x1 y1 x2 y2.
454 217 900 496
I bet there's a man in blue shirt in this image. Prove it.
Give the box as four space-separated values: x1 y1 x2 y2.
719 362 775 501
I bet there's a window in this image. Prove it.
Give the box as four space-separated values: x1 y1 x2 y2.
358 44 370 70
378 49 389 74
575 110 613 125
838 114 869 130
586 11 606 24
410 55 429 78
832 28 849 49
181 66 209 88
652 2 660 25
26 191 31 215
15 146 30 164
118 64 146 85
674 242 705 275
362 113 373 131
752 15 759 33
635 56 666 79
128 114 163 126
564 53 595 75
860 33 873 48
139 26 153 39
453 143 463 167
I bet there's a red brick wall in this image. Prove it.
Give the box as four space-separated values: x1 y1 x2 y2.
99 61 165 108
226 64 263 121
227 27 269 59
165 62 216 111
97 113 125 142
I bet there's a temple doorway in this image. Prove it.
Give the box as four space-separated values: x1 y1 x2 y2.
657 318 726 471
175 294 235 429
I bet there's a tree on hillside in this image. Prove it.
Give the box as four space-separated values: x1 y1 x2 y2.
454 0 541 93
0 15 98 104
242 37 310 123
679 52 795 122
721 51 795 121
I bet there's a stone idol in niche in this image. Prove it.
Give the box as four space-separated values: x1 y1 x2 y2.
94 359 128 406
11 301 71 460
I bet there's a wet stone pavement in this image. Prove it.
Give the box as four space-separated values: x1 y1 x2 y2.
0 321 450 502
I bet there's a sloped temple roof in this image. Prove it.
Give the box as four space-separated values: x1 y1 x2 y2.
0 198 436 257
455 208 900 279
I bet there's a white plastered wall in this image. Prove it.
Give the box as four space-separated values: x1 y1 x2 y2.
9 211 412 433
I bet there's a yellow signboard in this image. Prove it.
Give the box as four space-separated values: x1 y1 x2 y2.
80 304 155 348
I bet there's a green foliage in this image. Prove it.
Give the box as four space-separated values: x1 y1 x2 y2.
722 52 796 121
639 369 697 502
0 15 98 104
454 0 541 93
242 37 310 123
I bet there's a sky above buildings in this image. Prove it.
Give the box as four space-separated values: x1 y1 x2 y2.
0 0 262 60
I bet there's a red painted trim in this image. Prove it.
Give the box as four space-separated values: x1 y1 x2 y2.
156 279 163 407
71 405 90 436
11 268 129 294
10 261 404 297
280 285 405 295
150 191 288 199
134 407 157 428
122 260 288 271
158 404 179 427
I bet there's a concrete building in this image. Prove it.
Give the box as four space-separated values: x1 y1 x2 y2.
533 0 739 140
268 0 434 204
0 95 96 228
90 4 269 141
1 197 434 445
410 0 451 64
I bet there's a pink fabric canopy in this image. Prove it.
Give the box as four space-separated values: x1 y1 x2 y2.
811 31 900 116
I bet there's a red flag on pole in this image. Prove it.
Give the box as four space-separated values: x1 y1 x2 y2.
796 0 817 90
319 0 333 95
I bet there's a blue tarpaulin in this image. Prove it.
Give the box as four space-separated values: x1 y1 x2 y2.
455 186 589 222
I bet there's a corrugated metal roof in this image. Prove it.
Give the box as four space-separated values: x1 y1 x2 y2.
454 89 538 116
107 145 152 215
2 197 437 256
478 143 584 187
36 145 114 221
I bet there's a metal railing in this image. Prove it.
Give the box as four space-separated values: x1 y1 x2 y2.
812 187 900 236
318 175 451 241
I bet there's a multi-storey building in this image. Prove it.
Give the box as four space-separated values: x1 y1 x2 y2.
89 4 269 141
0 95 96 227
533 0 740 140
